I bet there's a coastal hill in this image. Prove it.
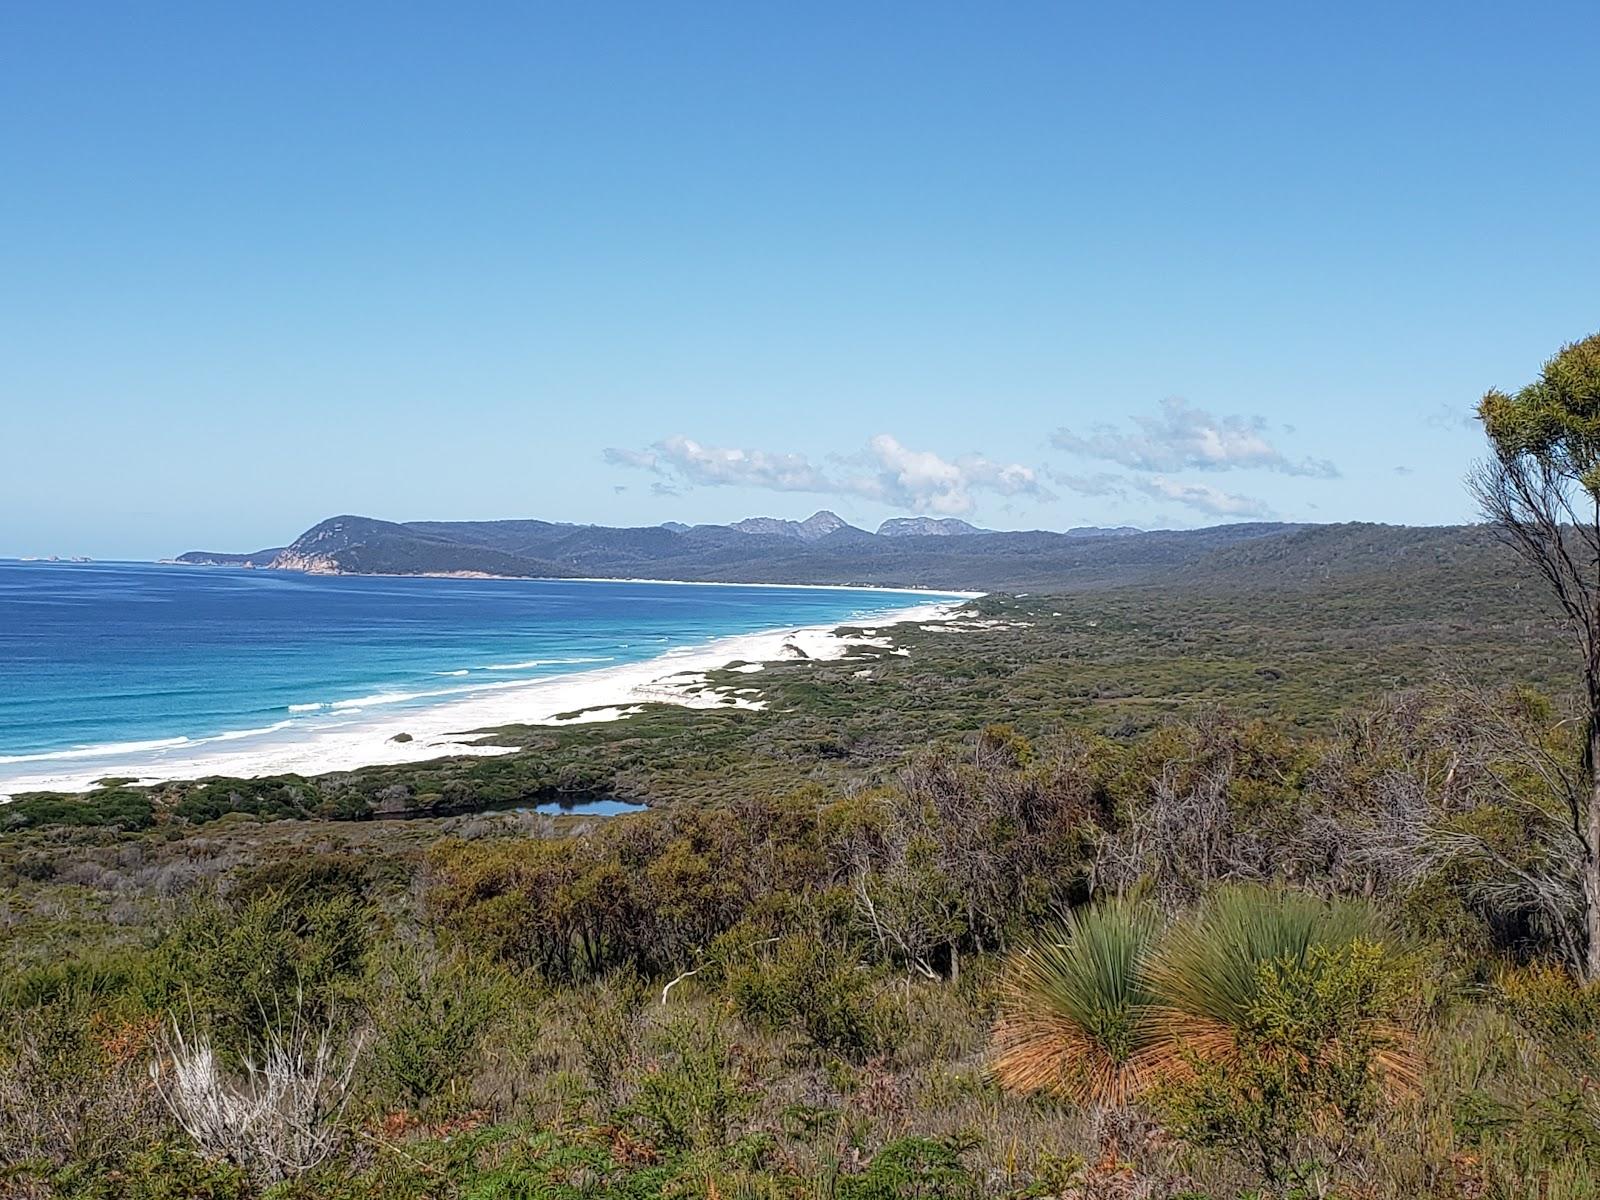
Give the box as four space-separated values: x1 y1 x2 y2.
176 511 1511 593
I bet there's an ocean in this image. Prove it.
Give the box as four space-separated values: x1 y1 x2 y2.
0 561 962 794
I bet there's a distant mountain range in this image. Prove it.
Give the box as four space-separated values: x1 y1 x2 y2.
174 511 1502 592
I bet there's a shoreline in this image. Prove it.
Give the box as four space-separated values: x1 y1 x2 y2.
147 559 985 597
532 576 985 596
0 595 972 799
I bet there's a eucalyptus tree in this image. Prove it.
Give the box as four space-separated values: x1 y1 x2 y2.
1472 332 1600 976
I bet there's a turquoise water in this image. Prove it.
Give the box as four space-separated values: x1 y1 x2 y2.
0 561 956 771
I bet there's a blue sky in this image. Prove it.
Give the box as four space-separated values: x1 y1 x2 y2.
3 2 1598 558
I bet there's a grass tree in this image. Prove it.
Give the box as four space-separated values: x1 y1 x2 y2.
994 887 1419 1186
1473 332 1600 978
1148 887 1418 1184
992 900 1163 1107
1145 886 1418 1084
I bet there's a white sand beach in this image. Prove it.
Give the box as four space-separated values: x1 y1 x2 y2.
0 597 971 798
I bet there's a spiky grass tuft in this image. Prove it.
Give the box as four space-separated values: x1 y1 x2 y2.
993 887 1421 1106
992 901 1163 1105
1145 885 1418 1091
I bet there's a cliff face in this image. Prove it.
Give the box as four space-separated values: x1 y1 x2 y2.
266 516 388 573
266 549 341 572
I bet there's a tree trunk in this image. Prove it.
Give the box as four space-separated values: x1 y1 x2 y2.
1588 721 1600 981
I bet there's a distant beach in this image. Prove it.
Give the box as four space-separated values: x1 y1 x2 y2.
0 563 973 797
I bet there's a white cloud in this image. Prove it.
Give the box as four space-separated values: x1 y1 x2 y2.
601 447 661 472
1053 398 1338 478
603 432 1053 516
650 435 833 492
848 434 1055 515
1133 475 1274 519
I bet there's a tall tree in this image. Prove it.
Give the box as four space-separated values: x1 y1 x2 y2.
1472 332 1600 977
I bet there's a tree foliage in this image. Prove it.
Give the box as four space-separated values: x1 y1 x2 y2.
1473 332 1600 977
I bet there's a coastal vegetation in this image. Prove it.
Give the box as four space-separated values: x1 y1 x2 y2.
6 339 1600 1197
5 689 1600 1197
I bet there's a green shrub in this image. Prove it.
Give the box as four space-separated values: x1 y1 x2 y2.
116 1142 253 1199
0 951 150 1011
1483 963 1600 1160
172 777 320 824
148 887 369 1052
1147 885 1405 1050
1138 889 1415 1184
838 1135 981 1200
287 1125 679 1200
2 788 154 830
0 999 166 1180
725 932 907 1061
233 851 370 907
623 1012 754 1154
368 946 506 1111
1155 936 1413 1185
565 969 649 1116
1497 961 1600 1077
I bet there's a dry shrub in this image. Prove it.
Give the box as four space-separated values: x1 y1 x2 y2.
151 1002 362 1185
0 1004 166 1175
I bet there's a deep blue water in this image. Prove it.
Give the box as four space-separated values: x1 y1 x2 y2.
0 561 953 765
